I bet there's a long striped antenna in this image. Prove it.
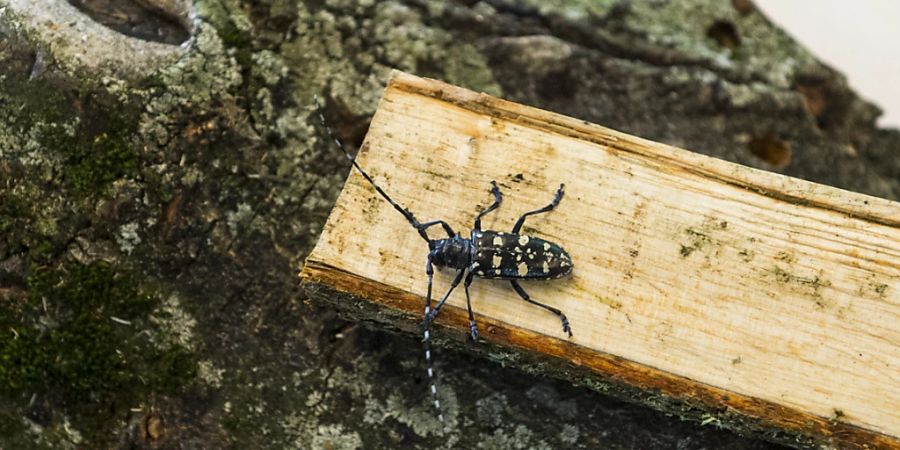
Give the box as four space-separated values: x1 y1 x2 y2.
423 263 464 424
313 95 434 243
313 94 452 424
423 258 442 423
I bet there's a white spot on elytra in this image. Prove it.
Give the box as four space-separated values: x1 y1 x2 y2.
519 236 529 246
543 261 549 273
493 235 503 246
543 242 550 251
493 254 502 268
518 263 528 276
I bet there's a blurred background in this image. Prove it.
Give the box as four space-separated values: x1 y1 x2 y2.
757 0 900 127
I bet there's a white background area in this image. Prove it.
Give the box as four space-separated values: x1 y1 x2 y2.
756 0 900 128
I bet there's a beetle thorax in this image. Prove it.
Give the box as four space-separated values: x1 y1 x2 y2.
429 235 472 269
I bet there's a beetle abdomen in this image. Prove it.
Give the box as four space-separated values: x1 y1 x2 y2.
470 230 572 280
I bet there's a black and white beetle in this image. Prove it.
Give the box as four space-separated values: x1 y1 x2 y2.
314 95 573 423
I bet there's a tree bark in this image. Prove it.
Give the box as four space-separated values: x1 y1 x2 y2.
1 1 897 448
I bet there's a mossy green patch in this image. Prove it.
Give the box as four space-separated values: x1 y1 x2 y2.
38 106 140 196
0 180 53 264
0 261 196 443
1 66 142 198
0 190 29 239
2 77 72 130
217 18 254 69
62 126 138 195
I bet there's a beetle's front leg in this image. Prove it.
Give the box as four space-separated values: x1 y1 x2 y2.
462 271 477 341
423 256 435 328
473 181 502 231
427 269 466 322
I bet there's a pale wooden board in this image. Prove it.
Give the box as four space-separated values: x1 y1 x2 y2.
303 71 900 447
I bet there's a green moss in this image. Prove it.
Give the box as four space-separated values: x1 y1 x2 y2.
0 410 25 440
3 78 71 129
0 67 142 198
0 190 29 247
217 18 254 68
0 262 196 442
64 127 138 195
39 109 140 196
442 43 503 97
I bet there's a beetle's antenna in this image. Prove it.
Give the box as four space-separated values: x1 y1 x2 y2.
423 257 444 423
313 95 432 242
422 267 465 424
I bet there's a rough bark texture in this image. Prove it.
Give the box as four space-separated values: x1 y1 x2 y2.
0 0 896 448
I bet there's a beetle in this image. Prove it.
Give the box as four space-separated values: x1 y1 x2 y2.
313 95 573 423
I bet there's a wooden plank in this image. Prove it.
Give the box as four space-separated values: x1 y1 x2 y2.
300 71 900 449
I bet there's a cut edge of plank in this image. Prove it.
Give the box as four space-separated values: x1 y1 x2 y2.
300 259 899 450
385 70 900 228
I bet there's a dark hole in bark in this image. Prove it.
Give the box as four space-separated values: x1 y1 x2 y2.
796 83 828 120
794 78 853 133
67 0 190 45
748 136 791 168
707 20 741 49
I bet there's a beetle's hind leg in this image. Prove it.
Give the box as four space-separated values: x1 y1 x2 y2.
473 181 503 231
509 280 572 337
511 184 564 234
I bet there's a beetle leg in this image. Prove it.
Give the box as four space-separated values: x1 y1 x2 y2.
473 181 503 231
509 280 572 337
511 184 564 234
428 269 466 322
417 220 455 240
462 271 478 342
423 256 435 330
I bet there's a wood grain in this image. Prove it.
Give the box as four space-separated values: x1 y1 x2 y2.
301 71 900 449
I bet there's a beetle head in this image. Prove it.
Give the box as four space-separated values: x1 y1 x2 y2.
429 235 470 270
